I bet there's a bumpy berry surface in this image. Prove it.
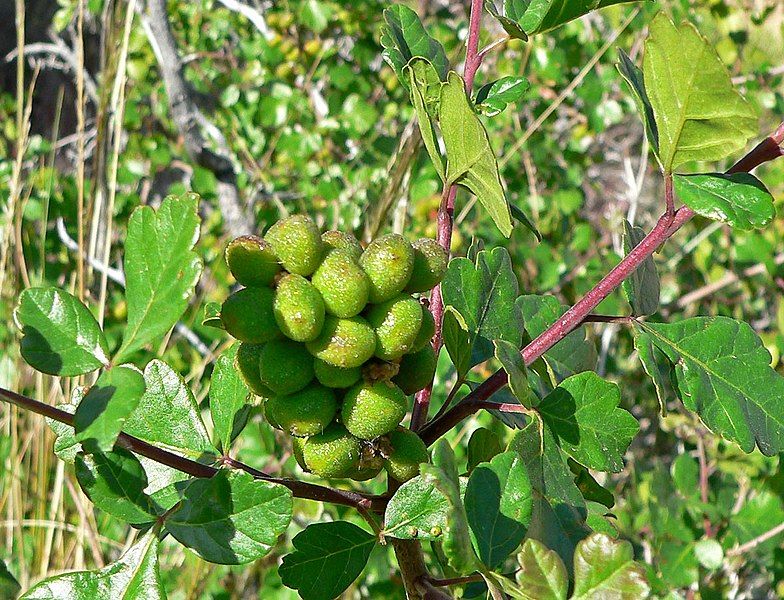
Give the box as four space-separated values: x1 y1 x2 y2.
225 235 281 287
292 436 309 472
221 287 280 343
384 428 430 482
311 249 370 317
411 308 435 352
393 345 437 395
235 343 274 396
359 234 415 303
348 457 384 481
259 340 314 395
265 215 324 276
342 380 407 439
405 238 448 293
313 358 361 389
273 274 325 342
366 295 423 361
306 315 376 368
303 425 361 478
322 230 363 261
266 384 337 437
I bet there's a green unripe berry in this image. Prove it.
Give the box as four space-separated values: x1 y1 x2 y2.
263 397 281 429
342 381 407 439
393 345 437 395
265 384 337 437
303 425 361 478
273 274 325 342
384 428 429 482
348 457 384 481
311 250 370 317
225 235 280 287
235 343 274 397
411 309 435 352
313 358 361 389
221 287 280 343
292 436 309 472
265 215 324 276
259 340 314 395
366 295 423 361
359 234 415 303
322 230 362 261
306 315 376 368
406 238 448 293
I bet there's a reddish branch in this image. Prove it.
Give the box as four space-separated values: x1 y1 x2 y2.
419 122 784 446
0 386 388 513
410 0 485 431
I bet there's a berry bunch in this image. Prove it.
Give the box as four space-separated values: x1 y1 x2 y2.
220 215 446 482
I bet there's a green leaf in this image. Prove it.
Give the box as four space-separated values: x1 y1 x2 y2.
421 440 481 574
632 329 668 416
538 372 639 473
439 72 514 236
621 220 660 316
475 76 530 116
514 538 568 600
484 2 528 41
380 5 448 87
441 247 523 370
693 539 723 570
642 13 757 172
730 491 784 556
405 58 445 180
465 451 533 568
299 0 331 33
673 173 776 230
202 301 223 329
0 561 20 600
517 295 597 383
571 533 649 599
442 307 472 378
515 0 640 35
670 454 699 499
510 202 542 241
125 360 217 461
46 390 82 462
14 287 109 376
75 448 159 525
166 470 292 565
74 366 146 453
280 522 376 600
21 531 165 600
383 475 449 540
509 416 589 567
467 428 503 473
569 460 615 509
616 48 659 153
494 339 535 408
210 347 252 453
116 194 203 362
638 317 784 455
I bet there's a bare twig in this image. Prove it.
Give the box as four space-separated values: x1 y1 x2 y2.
138 0 251 239
215 0 273 40
726 521 784 557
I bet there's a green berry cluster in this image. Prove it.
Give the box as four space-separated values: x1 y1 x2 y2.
220 215 444 482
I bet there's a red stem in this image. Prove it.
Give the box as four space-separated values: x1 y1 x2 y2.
410 0 485 431
0 386 387 512
419 123 784 446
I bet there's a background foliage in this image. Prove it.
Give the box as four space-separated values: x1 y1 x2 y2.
1 0 784 598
